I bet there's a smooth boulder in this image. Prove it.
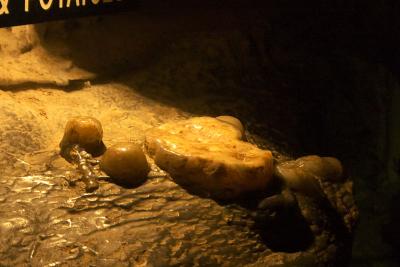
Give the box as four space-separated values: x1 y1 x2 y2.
145 116 274 199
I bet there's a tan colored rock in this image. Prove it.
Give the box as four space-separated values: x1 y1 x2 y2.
145 117 274 199
0 25 95 87
275 155 344 197
100 142 150 186
216 115 244 138
59 116 106 158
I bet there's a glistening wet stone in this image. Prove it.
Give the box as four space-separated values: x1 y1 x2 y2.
0 82 357 267
0 156 268 267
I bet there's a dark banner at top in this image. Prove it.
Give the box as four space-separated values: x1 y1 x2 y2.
0 0 138 27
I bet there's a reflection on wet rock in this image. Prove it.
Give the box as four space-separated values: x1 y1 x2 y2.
0 87 359 266
0 167 267 266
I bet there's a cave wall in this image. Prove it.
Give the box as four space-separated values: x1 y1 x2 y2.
1 1 399 266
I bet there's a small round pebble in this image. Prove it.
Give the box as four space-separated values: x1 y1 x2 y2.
60 116 105 156
100 142 150 187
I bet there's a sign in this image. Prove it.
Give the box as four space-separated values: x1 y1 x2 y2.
0 0 138 27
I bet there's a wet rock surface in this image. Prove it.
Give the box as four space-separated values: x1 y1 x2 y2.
0 15 361 266
0 150 357 267
0 94 357 266
0 167 265 267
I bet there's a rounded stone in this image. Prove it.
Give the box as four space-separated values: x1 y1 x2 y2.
275 159 325 198
60 116 105 157
299 155 344 182
100 142 150 186
275 155 345 198
146 117 273 199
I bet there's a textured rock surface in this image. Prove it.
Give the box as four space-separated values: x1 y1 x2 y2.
0 168 265 266
0 25 94 87
0 84 357 267
145 117 273 199
3 5 393 265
